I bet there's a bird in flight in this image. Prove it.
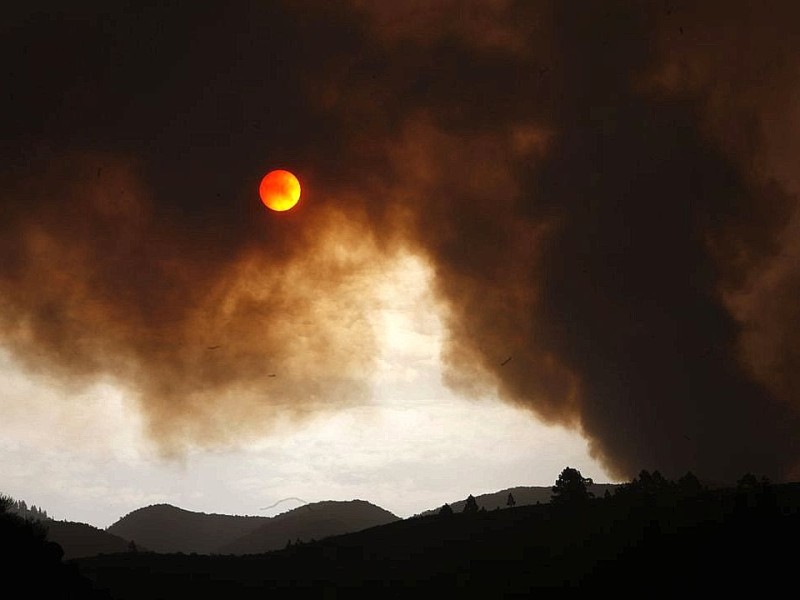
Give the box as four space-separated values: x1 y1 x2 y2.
501 356 512 366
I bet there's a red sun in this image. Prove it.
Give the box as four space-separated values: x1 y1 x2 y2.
259 170 301 212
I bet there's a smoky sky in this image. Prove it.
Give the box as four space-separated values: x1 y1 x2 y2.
2 1 799 480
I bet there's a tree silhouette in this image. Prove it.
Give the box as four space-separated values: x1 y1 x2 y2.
737 473 760 491
7 497 49 521
506 492 516 508
616 469 673 499
551 467 594 505
438 503 453 517
463 495 479 513
645 470 670 494
677 471 703 495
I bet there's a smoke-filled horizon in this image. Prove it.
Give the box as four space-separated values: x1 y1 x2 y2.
2 1 799 481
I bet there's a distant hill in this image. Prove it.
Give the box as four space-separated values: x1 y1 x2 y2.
106 501 399 556
46 520 135 560
107 504 268 554
218 500 400 555
419 483 620 515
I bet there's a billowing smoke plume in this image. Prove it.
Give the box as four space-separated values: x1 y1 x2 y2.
1 2 798 479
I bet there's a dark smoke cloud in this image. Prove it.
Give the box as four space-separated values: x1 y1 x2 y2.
2 1 799 479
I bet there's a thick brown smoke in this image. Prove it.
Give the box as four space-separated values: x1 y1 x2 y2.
0 151 386 454
1 1 799 479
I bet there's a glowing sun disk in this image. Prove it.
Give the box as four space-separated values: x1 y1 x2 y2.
260 169 301 212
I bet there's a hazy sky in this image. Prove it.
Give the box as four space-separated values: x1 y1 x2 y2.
3 1 800 527
0 253 609 527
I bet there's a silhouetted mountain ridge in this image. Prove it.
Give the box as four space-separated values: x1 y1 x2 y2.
106 500 399 555
107 504 269 554
219 499 399 555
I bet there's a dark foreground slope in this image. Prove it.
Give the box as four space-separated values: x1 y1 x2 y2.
1 503 109 598
76 483 800 599
219 500 399 555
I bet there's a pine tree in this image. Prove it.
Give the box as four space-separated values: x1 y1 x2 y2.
463 494 479 513
551 467 594 505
